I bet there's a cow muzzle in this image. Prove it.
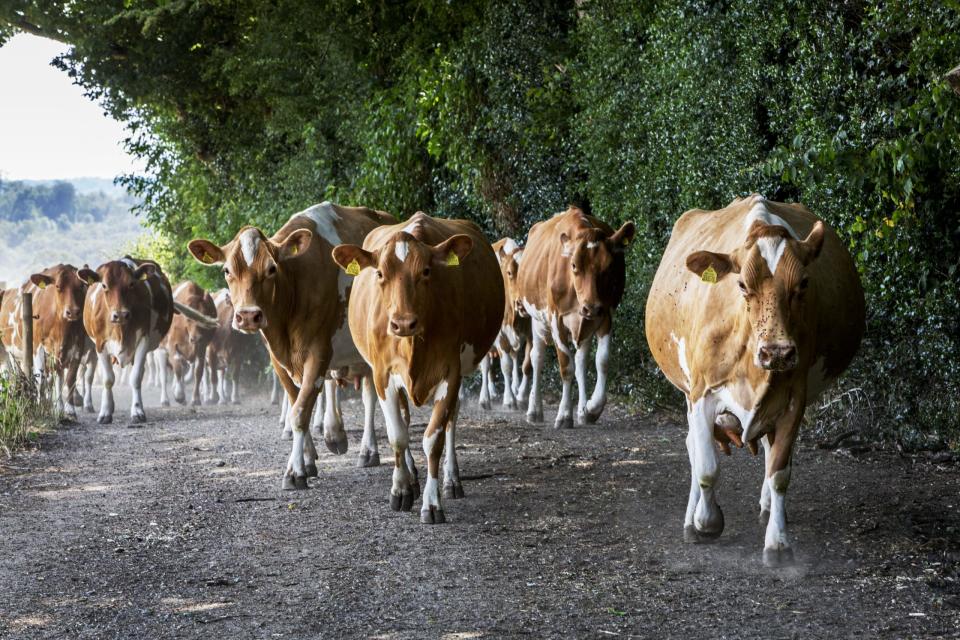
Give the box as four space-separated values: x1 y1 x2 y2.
109 308 131 324
579 303 603 320
388 313 421 338
234 306 266 333
63 307 81 321
757 342 798 371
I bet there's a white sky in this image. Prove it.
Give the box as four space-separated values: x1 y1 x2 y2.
0 33 144 181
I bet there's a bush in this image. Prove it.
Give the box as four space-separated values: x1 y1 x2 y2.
0 368 57 458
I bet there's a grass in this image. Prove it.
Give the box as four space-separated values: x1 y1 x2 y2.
0 366 57 458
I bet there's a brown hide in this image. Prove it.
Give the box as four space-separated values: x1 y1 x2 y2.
80 257 174 365
646 195 864 428
162 281 217 363
334 212 504 406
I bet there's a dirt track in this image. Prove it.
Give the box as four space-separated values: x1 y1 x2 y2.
1 383 959 639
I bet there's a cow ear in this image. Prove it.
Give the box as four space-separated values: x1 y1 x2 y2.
686 251 739 282
188 239 225 266
78 268 101 285
797 221 825 265
433 234 473 267
30 274 54 289
279 229 312 261
609 221 637 252
133 263 157 281
559 233 573 258
332 245 377 275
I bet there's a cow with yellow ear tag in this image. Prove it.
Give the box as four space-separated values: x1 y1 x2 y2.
332 211 504 524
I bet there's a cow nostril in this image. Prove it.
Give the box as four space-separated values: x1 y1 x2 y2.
253 311 263 324
408 319 417 330
782 346 796 361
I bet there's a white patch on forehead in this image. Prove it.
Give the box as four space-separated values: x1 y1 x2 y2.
90 283 101 306
402 220 421 235
172 281 190 298
394 240 409 262
239 228 261 266
586 241 598 249
502 238 518 256
294 202 342 246
743 197 800 274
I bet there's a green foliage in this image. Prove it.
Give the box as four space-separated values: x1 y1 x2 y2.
4 0 959 446
0 368 55 458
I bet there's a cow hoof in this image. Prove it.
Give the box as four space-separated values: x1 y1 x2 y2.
280 429 293 441
232 399 241 406
160 400 171 408
356 450 380 468
390 491 414 512
97 415 112 425
553 415 574 429
443 481 464 499
84 404 95 414
763 547 795 568
130 412 146 424
759 508 770 526
421 507 446 524
526 411 544 424
281 475 309 491
479 399 492 411
305 462 319 478
683 524 722 544
324 433 349 455
583 410 601 424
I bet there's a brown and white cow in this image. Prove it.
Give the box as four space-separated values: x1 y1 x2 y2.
645 195 865 566
80 257 175 424
516 206 635 428
204 288 258 405
155 281 218 407
0 264 89 419
479 238 532 411
188 202 393 485
332 211 504 523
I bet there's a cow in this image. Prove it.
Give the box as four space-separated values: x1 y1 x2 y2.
79 257 177 423
187 202 393 485
204 288 257 405
645 194 865 566
0 264 89 419
332 211 504 523
516 205 635 428
478 238 532 411
155 281 219 407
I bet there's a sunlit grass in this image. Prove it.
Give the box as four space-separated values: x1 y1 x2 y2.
0 366 56 458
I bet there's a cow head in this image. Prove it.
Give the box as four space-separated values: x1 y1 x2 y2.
187 227 312 333
559 221 636 320
332 232 473 338
78 261 156 326
685 221 826 372
30 265 86 322
496 239 527 320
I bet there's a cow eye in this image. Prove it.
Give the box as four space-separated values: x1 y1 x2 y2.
738 280 749 295
422 267 431 278
376 270 384 280
223 266 230 278
266 263 277 277
571 263 578 273
798 277 809 291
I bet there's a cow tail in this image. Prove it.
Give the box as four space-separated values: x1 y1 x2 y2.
173 301 219 329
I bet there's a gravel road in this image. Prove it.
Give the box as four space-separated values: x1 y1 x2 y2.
1 383 958 639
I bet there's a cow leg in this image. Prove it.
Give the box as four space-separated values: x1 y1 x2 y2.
82 354 95 413
62 360 80 421
762 400 803 567
279 395 291 439
499 349 517 410
155 349 171 407
95 350 115 424
172 356 186 405
270 370 280 405
554 346 575 429
443 395 463 499
206 358 220 405
217 367 228 405
357 375 380 467
574 341 591 426
516 340 532 404
322 378 348 454
478 356 492 410
525 329 547 424
281 359 323 491
229 364 240 404
190 354 205 406
584 329 611 423
128 338 149 423
759 435 773 524
683 397 724 542
487 365 498 400
422 379 461 524
379 376 415 511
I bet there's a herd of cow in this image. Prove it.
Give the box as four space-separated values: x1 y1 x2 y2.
0 195 865 567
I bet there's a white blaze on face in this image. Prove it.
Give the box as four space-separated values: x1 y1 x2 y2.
239 228 261 266
394 240 409 262
743 196 800 274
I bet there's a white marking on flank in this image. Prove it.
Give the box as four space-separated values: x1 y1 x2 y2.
239 229 261 266
294 202 342 246
670 333 692 388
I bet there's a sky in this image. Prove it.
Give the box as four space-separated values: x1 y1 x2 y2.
0 33 144 181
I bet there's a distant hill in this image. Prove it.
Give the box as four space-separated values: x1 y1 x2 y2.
0 177 146 285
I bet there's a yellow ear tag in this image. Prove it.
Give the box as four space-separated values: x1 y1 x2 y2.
345 259 361 276
623 237 630 246
291 245 298 256
140 271 150 281
37 281 47 289
202 252 214 264
446 251 460 267
701 265 718 284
